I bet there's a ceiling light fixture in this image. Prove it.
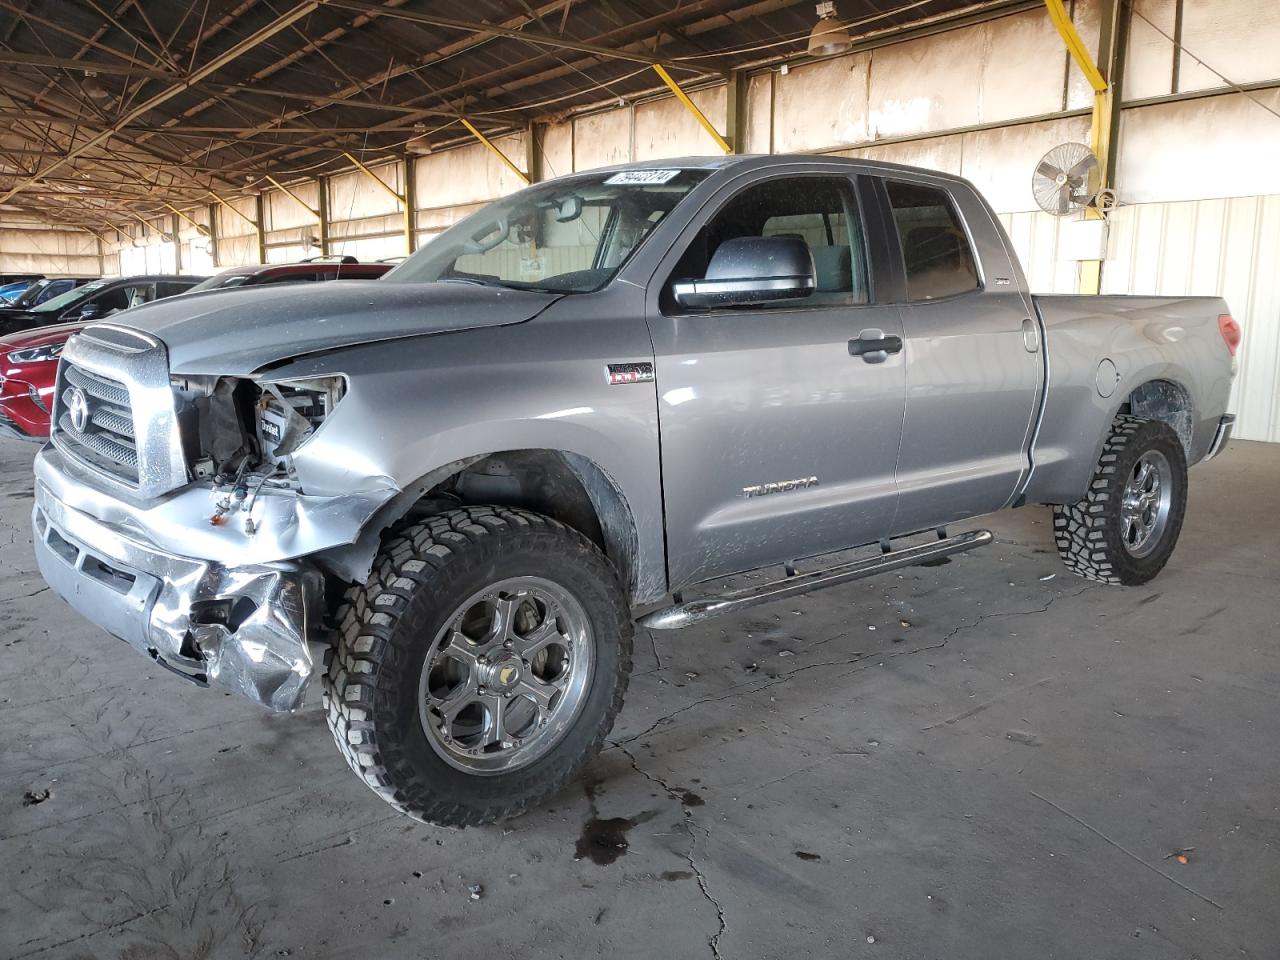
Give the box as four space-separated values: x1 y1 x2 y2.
82 70 111 100
807 2 852 56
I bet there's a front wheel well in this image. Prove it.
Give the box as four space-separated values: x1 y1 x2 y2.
408 450 639 597
1119 379 1194 457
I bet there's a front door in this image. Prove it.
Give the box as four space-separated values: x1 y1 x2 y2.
646 169 907 589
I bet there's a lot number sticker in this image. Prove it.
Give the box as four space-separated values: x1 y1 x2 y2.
604 169 682 185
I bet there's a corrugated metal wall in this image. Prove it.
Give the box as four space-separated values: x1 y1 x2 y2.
1100 196 1280 442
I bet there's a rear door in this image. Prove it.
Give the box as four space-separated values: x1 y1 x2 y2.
646 166 907 588
871 175 1042 534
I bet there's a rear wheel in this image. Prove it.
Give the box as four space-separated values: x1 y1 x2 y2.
323 506 632 826
1052 415 1187 585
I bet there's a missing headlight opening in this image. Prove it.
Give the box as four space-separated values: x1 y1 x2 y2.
168 374 347 533
256 376 346 461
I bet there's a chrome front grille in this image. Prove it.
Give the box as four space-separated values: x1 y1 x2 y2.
57 362 139 482
52 324 188 499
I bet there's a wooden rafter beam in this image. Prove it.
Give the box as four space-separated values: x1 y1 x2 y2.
0 52 173 78
0 2 321 204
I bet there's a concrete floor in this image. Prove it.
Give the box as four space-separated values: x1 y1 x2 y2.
1 437 1277 960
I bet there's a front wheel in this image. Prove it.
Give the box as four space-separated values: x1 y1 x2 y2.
323 506 633 827
1052 415 1188 585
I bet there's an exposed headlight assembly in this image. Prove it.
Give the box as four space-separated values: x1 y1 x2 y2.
256 375 347 461
7 342 63 364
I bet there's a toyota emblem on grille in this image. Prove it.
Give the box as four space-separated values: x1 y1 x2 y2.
67 386 89 432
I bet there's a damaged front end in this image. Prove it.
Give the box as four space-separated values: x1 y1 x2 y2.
34 327 399 711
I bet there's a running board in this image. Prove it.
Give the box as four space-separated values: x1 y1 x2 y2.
639 529 994 630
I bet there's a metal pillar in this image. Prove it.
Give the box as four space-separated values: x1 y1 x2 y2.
254 192 267 264
317 174 331 257
1045 0 1127 294
724 69 750 154
403 154 417 253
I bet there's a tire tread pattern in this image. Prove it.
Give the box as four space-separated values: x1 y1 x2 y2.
1052 415 1186 585
322 505 632 827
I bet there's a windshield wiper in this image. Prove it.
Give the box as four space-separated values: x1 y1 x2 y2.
438 277 492 287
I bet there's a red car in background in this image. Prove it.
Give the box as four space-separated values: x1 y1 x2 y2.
0 321 77 440
188 257 392 291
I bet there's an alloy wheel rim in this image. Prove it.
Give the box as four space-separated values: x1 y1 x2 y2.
417 576 594 774
1119 449 1173 559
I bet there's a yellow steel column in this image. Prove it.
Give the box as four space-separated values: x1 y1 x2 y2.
652 64 732 154
460 118 530 185
163 202 210 236
1044 0 1110 295
264 175 322 221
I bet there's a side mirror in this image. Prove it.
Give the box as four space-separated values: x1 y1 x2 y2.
76 303 101 321
672 236 815 309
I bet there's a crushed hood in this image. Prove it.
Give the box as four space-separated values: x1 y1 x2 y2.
107 280 562 375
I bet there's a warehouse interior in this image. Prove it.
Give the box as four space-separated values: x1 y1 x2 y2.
1 1 1278 957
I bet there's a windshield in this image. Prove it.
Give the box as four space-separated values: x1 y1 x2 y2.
33 279 108 313
0 281 31 302
387 168 710 294
11 279 58 308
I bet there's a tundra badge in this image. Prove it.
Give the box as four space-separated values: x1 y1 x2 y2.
743 476 818 498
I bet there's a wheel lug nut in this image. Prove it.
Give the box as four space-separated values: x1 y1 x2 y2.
477 685 487 694
503 640 514 649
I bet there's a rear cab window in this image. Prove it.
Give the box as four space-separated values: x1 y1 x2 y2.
885 180 980 301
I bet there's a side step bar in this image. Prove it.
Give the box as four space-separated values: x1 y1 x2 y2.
639 529 994 631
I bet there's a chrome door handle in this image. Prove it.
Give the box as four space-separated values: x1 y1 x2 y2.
1021 318 1040 353
848 330 903 363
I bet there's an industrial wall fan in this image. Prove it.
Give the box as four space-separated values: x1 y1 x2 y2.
1032 142 1103 216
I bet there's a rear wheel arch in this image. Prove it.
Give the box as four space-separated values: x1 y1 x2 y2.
1118 378 1195 458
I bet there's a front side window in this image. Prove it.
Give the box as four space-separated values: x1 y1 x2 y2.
885 180 979 301
667 175 870 309
388 169 711 294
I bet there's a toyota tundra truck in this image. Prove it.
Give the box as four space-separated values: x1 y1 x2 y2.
32 156 1239 826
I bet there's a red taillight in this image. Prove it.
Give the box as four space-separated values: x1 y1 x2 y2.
1218 314 1242 356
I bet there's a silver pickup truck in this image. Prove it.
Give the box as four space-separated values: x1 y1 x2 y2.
33 156 1238 826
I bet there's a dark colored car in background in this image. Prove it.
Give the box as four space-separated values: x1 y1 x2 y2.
0 277 97 313
187 257 391 292
0 274 204 337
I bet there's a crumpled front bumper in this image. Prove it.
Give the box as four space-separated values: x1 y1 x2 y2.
33 478 324 712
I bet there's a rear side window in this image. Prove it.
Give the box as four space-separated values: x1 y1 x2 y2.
885 181 979 301
260 272 318 285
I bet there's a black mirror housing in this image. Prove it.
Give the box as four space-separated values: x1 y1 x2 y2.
672 236 815 309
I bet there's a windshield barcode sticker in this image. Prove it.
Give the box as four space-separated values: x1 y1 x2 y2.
603 169 681 185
